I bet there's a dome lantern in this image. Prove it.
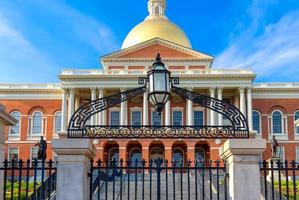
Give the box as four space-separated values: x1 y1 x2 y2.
147 0 167 19
121 0 191 49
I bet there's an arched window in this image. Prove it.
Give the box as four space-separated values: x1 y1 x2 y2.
252 111 261 134
129 148 142 166
10 111 21 135
272 111 283 134
32 111 43 135
54 111 62 133
195 147 205 163
109 147 119 166
294 111 299 134
172 148 184 166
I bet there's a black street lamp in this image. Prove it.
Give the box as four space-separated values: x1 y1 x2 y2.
147 53 171 115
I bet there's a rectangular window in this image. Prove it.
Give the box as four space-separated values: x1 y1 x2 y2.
152 111 161 127
194 111 204 126
172 110 183 126
252 111 261 134
277 146 285 162
8 148 19 161
31 147 39 160
296 147 299 163
110 111 120 126
55 114 62 133
131 111 141 127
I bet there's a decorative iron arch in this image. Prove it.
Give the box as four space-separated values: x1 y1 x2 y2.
68 78 249 138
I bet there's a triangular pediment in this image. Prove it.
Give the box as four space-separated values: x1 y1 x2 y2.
101 38 213 61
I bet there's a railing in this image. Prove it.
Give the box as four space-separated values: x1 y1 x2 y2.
1 159 57 200
89 158 228 200
260 160 299 200
60 68 254 76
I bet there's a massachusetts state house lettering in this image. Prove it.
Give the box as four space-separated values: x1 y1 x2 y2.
79 126 246 138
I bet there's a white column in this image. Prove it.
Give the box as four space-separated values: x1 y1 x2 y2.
98 89 105 126
61 89 68 132
120 88 128 126
239 87 246 116
53 139 96 200
90 88 97 125
68 88 75 123
221 139 266 200
143 90 149 126
209 88 216 126
217 87 223 126
187 88 193 126
247 88 253 131
165 100 171 126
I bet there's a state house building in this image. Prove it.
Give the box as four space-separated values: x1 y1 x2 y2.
1 0 299 165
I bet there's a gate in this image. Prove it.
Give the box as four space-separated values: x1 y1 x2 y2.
1 159 57 200
89 158 228 200
260 160 299 200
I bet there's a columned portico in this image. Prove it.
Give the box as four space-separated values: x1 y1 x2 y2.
91 88 97 125
98 89 106 125
120 88 128 126
143 90 149 126
187 88 193 126
165 101 171 126
61 89 68 132
68 88 75 123
247 88 253 131
217 87 223 126
209 87 216 126
239 87 246 116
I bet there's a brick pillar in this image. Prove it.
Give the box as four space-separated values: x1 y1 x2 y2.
187 147 195 167
142 147 149 167
210 148 220 161
165 147 172 163
119 147 126 162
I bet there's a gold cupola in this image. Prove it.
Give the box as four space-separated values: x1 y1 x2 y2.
121 0 191 49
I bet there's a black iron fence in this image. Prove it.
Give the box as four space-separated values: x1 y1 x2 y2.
89 158 228 200
0 159 57 200
260 160 299 200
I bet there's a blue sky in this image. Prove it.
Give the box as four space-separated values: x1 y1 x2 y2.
0 0 298 83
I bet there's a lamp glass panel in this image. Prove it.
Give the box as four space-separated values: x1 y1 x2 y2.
155 93 166 103
153 73 166 91
149 73 154 92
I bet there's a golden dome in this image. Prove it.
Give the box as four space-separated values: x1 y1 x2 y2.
121 0 191 49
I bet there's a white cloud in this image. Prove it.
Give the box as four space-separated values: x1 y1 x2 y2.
0 15 55 82
0 1 119 83
214 6 299 81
